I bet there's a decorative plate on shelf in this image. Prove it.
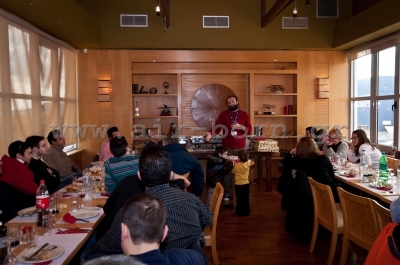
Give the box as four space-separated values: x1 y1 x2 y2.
267 85 285 94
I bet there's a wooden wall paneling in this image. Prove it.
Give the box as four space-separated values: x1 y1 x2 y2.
96 62 112 151
181 74 249 136
328 52 349 139
297 51 317 134
78 50 99 167
111 50 133 141
315 61 330 127
249 73 255 129
177 73 182 125
130 50 298 63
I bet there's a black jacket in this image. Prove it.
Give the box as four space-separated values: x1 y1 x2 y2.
206 155 233 188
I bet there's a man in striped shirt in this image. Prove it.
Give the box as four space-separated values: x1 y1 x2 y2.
104 136 139 194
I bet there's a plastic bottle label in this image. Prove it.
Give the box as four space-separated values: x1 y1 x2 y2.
36 195 50 209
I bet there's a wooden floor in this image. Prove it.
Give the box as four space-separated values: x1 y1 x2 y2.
201 180 369 265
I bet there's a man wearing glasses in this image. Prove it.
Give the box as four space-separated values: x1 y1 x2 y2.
0 140 37 195
26 135 61 193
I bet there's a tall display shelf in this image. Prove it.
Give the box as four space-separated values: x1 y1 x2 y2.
252 70 298 151
132 74 179 139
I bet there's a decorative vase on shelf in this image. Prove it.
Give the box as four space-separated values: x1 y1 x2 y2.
267 85 285 94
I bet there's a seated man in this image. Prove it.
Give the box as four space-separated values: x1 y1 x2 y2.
0 141 37 195
163 136 204 197
85 147 212 261
45 129 82 183
142 128 163 152
99 126 121 161
25 135 61 193
104 136 140 194
120 193 207 265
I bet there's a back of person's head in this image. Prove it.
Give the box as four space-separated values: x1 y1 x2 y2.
238 149 248 162
296 137 319 159
84 254 147 265
8 140 30 158
122 193 166 245
107 127 119 138
163 134 178 145
215 146 227 156
47 129 61 145
139 147 171 187
110 136 128 158
25 136 45 149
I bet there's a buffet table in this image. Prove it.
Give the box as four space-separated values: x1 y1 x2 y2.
189 149 273 191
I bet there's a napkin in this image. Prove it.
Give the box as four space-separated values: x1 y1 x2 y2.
56 228 89 234
21 225 32 234
63 213 76 224
100 192 109 197
346 175 355 178
377 187 392 191
34 261 52 265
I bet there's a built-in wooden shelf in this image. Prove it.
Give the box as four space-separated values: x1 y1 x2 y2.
254 115 297 118
133 115 177 119
132 94 177 97
254 93 297 96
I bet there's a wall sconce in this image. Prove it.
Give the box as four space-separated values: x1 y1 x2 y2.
98 80 111 102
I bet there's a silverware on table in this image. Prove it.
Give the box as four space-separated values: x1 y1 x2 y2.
25 242 49 260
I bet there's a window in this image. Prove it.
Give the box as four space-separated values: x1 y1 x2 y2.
0 19 78 155
350 46 399 154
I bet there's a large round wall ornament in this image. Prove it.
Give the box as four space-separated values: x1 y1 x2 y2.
191 84 235 130
149 87 157 94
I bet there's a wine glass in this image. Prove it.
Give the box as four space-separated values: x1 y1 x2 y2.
78 188 86 208
3 237 17 265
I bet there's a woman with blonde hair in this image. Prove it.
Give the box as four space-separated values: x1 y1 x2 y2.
323 128 348 161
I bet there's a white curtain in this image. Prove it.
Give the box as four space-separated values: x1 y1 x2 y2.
0 16 77 155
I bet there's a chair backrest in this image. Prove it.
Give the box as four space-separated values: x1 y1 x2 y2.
387 157 399 175
308 177 338 231
210 182 224 233
372 200 392 231
337 187 380 251
92 153 100 162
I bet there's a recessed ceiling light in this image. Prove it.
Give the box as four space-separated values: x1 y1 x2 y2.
29 3 34 6
274 59 277 62
57 21 61 24
76 34 80 37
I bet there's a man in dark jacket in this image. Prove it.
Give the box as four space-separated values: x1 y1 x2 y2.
163 136 204 197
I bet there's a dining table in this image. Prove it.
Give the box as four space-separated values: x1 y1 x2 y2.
5 180 108 265
334 168 400 205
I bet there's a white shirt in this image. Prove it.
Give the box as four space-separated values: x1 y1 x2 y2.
347 143 382 169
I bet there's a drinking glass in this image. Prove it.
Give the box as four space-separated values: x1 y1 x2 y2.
3 237 17 265
78 189 87 208
49 197 59 214
94 179 101 195
27 226 38 248
41 215 53 236
7 225 20 248
70 195 79 212
72 176 78 191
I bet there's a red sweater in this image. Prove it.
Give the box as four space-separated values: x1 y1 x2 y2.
0 155 38 195
210 109 252 149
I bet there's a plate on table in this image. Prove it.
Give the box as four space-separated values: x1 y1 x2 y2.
17 245 64 263
63 188 78 196
369 182 393 190
71 209 100 219
18 206 37 217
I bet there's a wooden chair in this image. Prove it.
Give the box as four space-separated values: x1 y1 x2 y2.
308 177 343 265
387 157 399 175
204 182 224 265
92 153 99 162
337 187 380 265
372 200 392 231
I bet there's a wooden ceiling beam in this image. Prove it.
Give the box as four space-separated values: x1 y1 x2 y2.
160 0 170 27
261 0 294 28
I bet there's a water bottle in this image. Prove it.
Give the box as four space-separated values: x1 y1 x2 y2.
82 166 93 201
36 180 49 226
0 210 7 262
359 150 369 182
379 152 389 183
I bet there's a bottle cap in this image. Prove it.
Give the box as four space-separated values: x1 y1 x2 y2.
86 165 89 168
40 180 45 184
382 152 386 155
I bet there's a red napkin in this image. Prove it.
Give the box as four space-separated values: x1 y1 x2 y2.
77 179 83 183
21 226 32 234
63 194 73 197
63 213 76 224
56 228 89 234
346 174 355 178
34 261 52 265
100 192 109 197
377 186 392 191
